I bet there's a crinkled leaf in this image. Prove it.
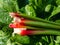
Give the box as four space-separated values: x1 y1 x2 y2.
55 20 60 23
0 0 3 8
45 4 51 12
0 30 9 45
10 34 30 44
48 6 60 19
54 36 60 45
34 0 42 7
3 0 13 12
2 25 13 35
56 0 60 6
0 11 12 24
25 5 36 17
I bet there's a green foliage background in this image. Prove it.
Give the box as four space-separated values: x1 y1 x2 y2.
0 0 60 45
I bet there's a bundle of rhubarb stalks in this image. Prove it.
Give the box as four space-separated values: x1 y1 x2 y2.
9 12 60 36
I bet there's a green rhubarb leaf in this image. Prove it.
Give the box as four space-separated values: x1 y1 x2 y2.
0 0 3 8
48 6 60 19
3 0 13 12
49 36 54 45
25 4 36 17
54 36 60 45
0 11 12 24
10 34 30 44
0 30 9 45
45 4 51 12
55 20 60 23
3 0 20 12
7 39 12 45
34 0 42 7
7 39 22 45
0 1 12 24
0 2 12 24
56 0 60 6
42 36 49 43
2 25 13 35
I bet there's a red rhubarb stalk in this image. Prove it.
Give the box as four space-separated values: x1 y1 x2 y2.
9 12 60 26
9 23 26 28
20 20 60 30
9 12 20 18
9 23 42 30
20 30 60 36
19 13 60 26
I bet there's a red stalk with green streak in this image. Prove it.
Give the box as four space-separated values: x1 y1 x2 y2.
19 13 60 26
9 12 60 26
9 12 60 30
20 20 60 30
9 23 42 30
20 30 60 36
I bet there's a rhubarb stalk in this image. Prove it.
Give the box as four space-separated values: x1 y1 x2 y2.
20 20 60 30
19 13 60 26
9 23 42 30
20 30 60 36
